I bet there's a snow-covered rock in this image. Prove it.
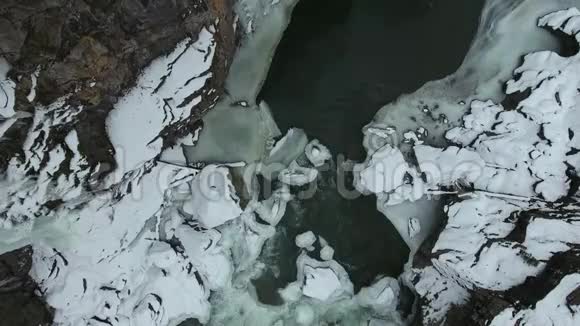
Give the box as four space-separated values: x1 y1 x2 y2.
403 7 580 324
490 273 580 326
297 253 354 302
107 27 216 172
356 277 400 316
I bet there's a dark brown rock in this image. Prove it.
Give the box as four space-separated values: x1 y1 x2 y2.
412 202 580 326
0 0 236 173
0 247 53 326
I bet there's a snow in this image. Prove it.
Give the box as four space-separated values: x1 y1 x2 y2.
409 266 470 325
524 215 580 261
302 265 342 301
0 35 229 322
490 274 580 326
0 115 16 139
175 224 232 290
298 253 353 302
395 7 580 324
414 145 485 187
107 27 216 172
355 144 410 194
0 100 89 247
28 163 214 326
188 165 243 229
26 67 40 102
0 0 410 325
0 57 15 118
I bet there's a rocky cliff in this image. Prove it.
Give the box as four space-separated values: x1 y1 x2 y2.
0 1 236 325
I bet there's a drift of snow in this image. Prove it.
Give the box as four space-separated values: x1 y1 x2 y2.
186 165 243 229
107 27 216 172
490 273 580 326
0 57 15 118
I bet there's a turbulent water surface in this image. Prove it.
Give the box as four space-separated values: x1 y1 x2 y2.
253 0 485 304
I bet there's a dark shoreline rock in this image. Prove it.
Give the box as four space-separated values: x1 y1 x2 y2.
0 246 53 326
0 0 236 174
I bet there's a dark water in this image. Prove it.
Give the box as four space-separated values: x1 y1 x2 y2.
253 0 484 304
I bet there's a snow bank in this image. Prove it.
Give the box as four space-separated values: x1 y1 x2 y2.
0 57 15 118
186 165 242 229
107 27 216 172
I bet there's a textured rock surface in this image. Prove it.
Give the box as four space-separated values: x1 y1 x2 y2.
0 246 53 326
0 0 235 172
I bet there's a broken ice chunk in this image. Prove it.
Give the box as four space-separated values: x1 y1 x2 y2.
26 67 40 103
278 161 318 186
356 277 400 315
302 266 342 301
297 254 353 302
255 184 292 226
264 128 309 167
355 144 410 194
320 246 335 261
295 231 316 249
305 139 332 167
189 165 243 229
